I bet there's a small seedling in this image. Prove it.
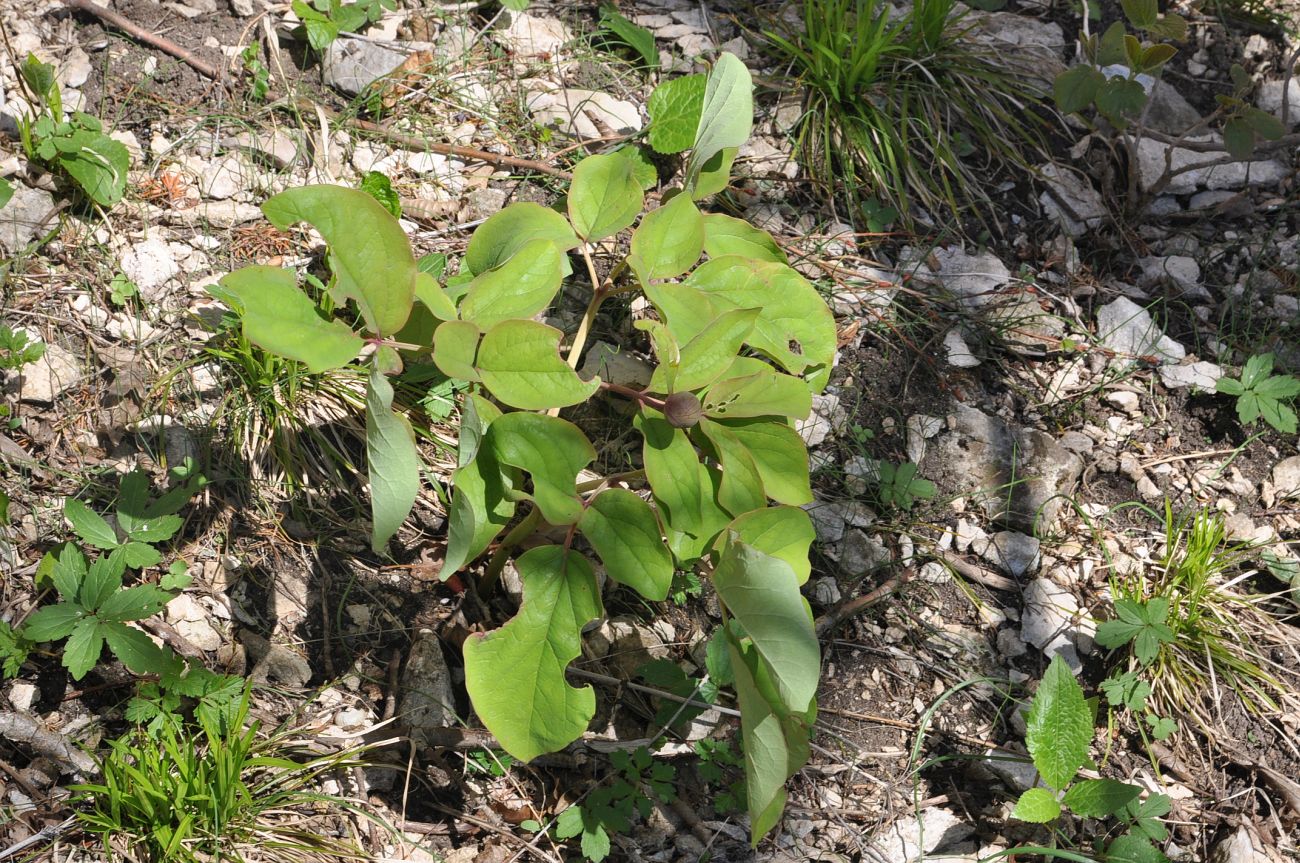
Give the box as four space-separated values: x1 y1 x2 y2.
1095 597 1176 666
292 0 394 53
359 170 401 218
1215 352 1300 434
0 324 46 371
108 273 139 307
859 197 897 233
873 461 935 511
554 746 677 862
239 44 270 101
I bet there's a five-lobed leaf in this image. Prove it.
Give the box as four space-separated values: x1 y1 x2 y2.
1024 655 1093 791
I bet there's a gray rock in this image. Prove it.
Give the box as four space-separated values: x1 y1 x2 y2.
963 12 1065 86
842 455 877 496
1211 826 1269 863
462 187 507 222
797 392 844 448
1038 163 1107 236
836 529 890 574
868 807 976 862
925 247 1011 309
1188 190 1239 210
920 405 1083 533
803 499 847 544
199 155 251 200
987 291 1065 351
499 12 572 56
1145 80 1202 135
944 328 980 367
982 746 1040 792
120 237 180 300
1273 456 1300 499
244 633 312 688
224 130 300 168
6 341 83 404
988 531 1040 578
581 341 652 388
1021 578 1082 670
0 183 56 254
1135 136 1290 194
1095 296 1186 365
525 87 641 140
809 576 841 606
1136 255 1203 299
323 37 407 96
608 619 669 678
399 630 459 743
1257 79 1300 127
1159 360 1222 390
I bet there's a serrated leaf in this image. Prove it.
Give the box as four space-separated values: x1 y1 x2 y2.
568 152 644 242
1238 392 1261 424
686 53 753 188
65 498 118 550
463 545 603 761
697 420 765 515
366 364 422 552
617 145 659 189
647 73 706 154
1096 618 1143 648
1025 655 1092 790
211 266 364 372
465 202 579 275
459 239 564 329
1254 375 1300 399
64 618 105 680
487 413 594 526
629 192 705 283
598 4 657 69
651 307 757 394
1062 779 1141 818
262 185 416 336
476 320 600 409
161 562 191 591
125 514 183 543
1013 787 1062 822
119 542 161 570
80 555 124 610
1216 377 1245 396
702 213 788 263
56 131 130 206
359 171 401 217
432 320 481 381
1259 397 1298 434
722 506 814 585
22 603 85 642
1107 834 1166 863
1242 353 1273 388
98 584 171 622
685 256 836 389
714 540 819 712
103 621 171 674
578 488 672 600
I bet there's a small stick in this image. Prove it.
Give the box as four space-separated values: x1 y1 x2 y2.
814 568 915 638
63 0 226 82
349 116 574 180
931 549 1016 592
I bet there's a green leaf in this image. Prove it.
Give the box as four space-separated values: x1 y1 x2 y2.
1242 353 1273 388
366 364 422 552
636 412 705 536
1095 618 1143 648
691 147 737 200
413 272 458 321
713 540 819 712
702 366 811 420
1254 374 1300 399
1013 788 1062 823
629 192 705 283
21 54 56 101
581 822 611 862
1025 655 1093 790
1097 78 1148 126
1259 397 1298 434
647 74 706 154
64 618 105 680
685 257 836 389
702 214 788 264
262 185 417 336
210 266 364 372
463 545 603 761
22 603 85 642
0 177 14 210
98 584 171 622
103 621 171 674
432 320 481 381
1244 107 1285 141
578 489 672 600
1139 43 1176 72
465 202 579 275
55 131 130 206
643 281 720 344
49 545 86 603
697 420 765 515
444 412 515 574
1107 834 1167 863
1054 64 1105 114
1147 12 1187 41
459 239 564 328
123 515 182 544
716 418 812 506
1238 392 1261 425
1062 779 1141 818
686 53 753 188
568 152 644 241
65 498 119 550
1223 118 1255 160
651 307 757 394
1121 0 1158 28
476 320 600 409
617 145 659 189
1215 377 1244 396
80 555 124 611
359 171 401 217
487 413 594 526
598 4 658 69
722 506 814 584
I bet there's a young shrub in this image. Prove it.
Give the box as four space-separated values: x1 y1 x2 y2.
212 52 828 845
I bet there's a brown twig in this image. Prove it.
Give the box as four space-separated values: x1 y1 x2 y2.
931 549 1017 592
348 116 574 180
814 568 916 638
62 0 226 83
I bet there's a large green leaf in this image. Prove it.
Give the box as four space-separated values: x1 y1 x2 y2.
650 307 757 394
103 621 170 675
366 364 422 552
643 281 720 344
1025 655 1092 790
1053 64 1104 114
22 603 86 642
487 413 594 526
578 489 672 600
697 420 765 515
64 618 105 680
685 53 753 188
413 272 458 321
727 633 811 844
722 506 814 584
443 436 516 575
210 267 363 372
56 131 129 207
465 202 579 275
476 320 601 409
702 366 811 420
691 147 737 200
713 540 820 713
629 193 705 283
636 412 706 537
65 498 118 550
685 256 836 390
1012 787 1062 823
702 214 788 263
464 545 603 761
568 152 644 241
262 185 417 336
647 73 706 154
717 418 812 506
459 239 564 328
432 320 482 381
1062 779 1141 818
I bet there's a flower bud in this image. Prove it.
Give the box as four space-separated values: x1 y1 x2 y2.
663 391 703 428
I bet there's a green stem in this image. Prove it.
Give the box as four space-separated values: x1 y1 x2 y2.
478 506 542 595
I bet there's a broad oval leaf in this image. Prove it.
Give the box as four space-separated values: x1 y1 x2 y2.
643 281 720 344
703 366 812 421
487 413 594 526
686 53 753 187
578 488 672 600
702 214 788 263
443 442 516 575
1061 778 1141 819
465 201 579 275
650 307 758 394
1025 655 1092 790
697 420 765 516
262 185 417 336
1054 64 1104 114
722 506 815 584
432 320 482 382
464 545 603 761
629 192 705 283
57 131 130 207
459 239 564 328
414 272 458 321
691 147 737 200
476 320 601 409
366 365 422 552
716 418 813 506
713 540 820 712
568 152 644 241
647 73 706 154
211 266 364 372
1012 787 1062 823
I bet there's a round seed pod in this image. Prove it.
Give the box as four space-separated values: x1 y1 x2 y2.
663 391 703 428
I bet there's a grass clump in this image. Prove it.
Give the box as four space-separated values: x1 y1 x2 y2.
763 0 1055 229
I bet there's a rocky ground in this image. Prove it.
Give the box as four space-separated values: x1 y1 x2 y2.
1 0 1299 861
